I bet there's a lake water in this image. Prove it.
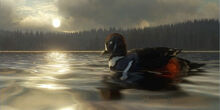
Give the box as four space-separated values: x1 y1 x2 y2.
0 52 219 110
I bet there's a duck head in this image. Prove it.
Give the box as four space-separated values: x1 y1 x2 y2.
102 33 127 56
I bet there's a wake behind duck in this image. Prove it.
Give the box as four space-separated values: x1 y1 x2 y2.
101 33 205 90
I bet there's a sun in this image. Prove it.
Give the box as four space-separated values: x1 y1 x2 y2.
52 18 61 28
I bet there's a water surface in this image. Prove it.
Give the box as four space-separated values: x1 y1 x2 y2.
0 52 219 110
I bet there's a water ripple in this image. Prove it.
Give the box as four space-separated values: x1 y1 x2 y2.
0 52 219 110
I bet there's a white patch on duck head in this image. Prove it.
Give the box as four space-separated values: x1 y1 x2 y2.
109 56 124 67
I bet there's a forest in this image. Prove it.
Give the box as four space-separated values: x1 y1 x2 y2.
0 19 219 51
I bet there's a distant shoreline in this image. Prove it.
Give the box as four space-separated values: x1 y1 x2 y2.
0 51 101 53
0 50 219 53
182 51 219 53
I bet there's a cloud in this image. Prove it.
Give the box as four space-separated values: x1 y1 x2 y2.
15 0 59 31
18 14 54 31
0 0 59 31
0 0 218 31
0 0 17 30
56 0 219 31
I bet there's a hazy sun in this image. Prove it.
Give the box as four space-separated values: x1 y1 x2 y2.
52 18 61 28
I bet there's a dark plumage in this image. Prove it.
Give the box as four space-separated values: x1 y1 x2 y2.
103 33 205 81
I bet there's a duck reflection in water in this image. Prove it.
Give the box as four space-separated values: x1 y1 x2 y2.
99 86 122 100
99 71 182 100
99 68 207 101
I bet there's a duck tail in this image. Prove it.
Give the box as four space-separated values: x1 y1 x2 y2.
177 57 205 70
189 62 206 70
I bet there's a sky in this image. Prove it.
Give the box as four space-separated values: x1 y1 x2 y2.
0 0 219 32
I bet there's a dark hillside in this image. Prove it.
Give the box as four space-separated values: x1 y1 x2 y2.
0 19 218 51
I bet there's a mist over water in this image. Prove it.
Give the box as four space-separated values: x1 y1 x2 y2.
0 52 219 110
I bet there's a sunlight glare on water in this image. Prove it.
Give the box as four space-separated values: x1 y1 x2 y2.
44 52 71 74
36 84 69 90
27 52 74 90
59 105 76 110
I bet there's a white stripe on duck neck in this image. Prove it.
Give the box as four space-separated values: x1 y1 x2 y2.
109 56 124 67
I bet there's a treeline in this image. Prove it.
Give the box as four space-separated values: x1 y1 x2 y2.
0 19 219 51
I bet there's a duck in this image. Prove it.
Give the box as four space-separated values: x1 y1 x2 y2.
102 33 205 81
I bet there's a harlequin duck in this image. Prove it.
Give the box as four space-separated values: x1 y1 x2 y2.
103 33 205 81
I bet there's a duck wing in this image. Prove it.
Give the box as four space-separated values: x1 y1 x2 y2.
130 47 182 70
130 47 182 57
